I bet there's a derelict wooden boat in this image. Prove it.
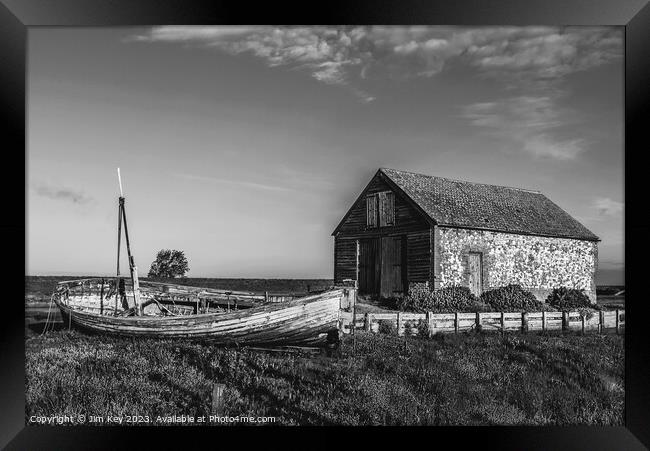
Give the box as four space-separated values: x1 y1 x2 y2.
52 278 352 345
49 169 355 345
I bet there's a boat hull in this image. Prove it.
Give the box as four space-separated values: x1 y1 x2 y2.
53 283 346 346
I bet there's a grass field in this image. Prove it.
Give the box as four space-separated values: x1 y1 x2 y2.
25 330 624 426
24 276 625 426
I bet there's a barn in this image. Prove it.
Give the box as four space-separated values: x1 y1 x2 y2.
332 168 599 303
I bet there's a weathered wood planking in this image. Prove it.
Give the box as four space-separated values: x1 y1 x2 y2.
54 279 349 345
333 173 432 289
340 309 626 336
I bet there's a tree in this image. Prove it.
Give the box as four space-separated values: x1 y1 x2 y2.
147 249 189 278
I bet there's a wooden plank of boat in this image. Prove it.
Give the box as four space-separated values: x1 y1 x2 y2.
60 299 339 339
54 283 346 345
245 346 321 354
68 306 339 343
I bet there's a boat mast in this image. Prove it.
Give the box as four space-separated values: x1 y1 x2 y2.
116 168 143 316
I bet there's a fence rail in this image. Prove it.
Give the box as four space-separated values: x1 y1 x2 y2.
340 309 625 336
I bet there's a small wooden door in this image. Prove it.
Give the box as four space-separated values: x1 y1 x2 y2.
468 252 483 296
359 238 380 295
380 236 405 298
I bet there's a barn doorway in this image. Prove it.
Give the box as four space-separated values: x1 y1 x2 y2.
358 236 406 298
468 252 483 296
359 238 379 295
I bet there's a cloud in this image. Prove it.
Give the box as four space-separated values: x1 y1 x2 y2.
128 26 258 42
459 27 621 82
128 26 622 101
174 173 292 192
461 95 587 160
33 184 94 205
593 197 624 216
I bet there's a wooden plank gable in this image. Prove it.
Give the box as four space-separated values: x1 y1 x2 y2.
332 171 431 237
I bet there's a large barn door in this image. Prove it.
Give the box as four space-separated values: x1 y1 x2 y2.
359 238 380 295
468 252 483 296
380 236 406 298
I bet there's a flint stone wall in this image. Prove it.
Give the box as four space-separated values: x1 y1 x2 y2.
437 227 598 302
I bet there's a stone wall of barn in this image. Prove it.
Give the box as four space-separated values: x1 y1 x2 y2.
434 227 598 302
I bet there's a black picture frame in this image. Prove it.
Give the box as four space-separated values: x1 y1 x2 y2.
3 0 648 448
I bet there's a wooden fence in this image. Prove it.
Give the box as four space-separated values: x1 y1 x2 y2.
340 309 625 336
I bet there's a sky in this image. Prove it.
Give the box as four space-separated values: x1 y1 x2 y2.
27 26 624 284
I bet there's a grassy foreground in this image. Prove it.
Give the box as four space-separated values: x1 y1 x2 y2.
25 330 623 426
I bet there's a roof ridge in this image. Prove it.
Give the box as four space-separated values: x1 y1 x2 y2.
380 167 541 194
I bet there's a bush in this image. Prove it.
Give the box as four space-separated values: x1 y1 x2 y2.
396 282 431 312
480 284 544 312
546 287 595 311
430 286 483 312
378 319 397 335
416 319 430 337
398 283 489 313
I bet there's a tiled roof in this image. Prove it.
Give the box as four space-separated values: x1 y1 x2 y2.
380 168 599 241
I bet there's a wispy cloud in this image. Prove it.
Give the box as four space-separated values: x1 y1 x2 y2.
174 173 292 192
128 26 622 102
593 197 624 217
130 26 621 159
33 184 94 205
461 95 586 160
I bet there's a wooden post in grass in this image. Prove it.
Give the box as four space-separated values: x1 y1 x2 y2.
212 383 225 415
615 309 620 335
542 311 546 331
364 313 371 332
500 311 505 334
562 312 569 332
426 311 433 338
522 312 528 333
352 287 357 354
581 314 586 334
599 311 604 334
397 312 402 337
476 312 481 333
454 312 459 334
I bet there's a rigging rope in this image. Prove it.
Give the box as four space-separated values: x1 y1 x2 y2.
40 292 56 336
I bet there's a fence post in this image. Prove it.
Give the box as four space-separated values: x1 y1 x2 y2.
500 311 505 334
562 312 569 331
542 311 546 331
615 309 620 335
364 313 371 332
522 312 528 333
397 312 402 337
476 312 481 333
599 310 604 334
581 314 586 335
454 312 459 334
426 311 433 337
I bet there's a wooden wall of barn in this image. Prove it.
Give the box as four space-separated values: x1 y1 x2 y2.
334 237 357 284
334 174 430 238
406 230 432 285
333 173 434 290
